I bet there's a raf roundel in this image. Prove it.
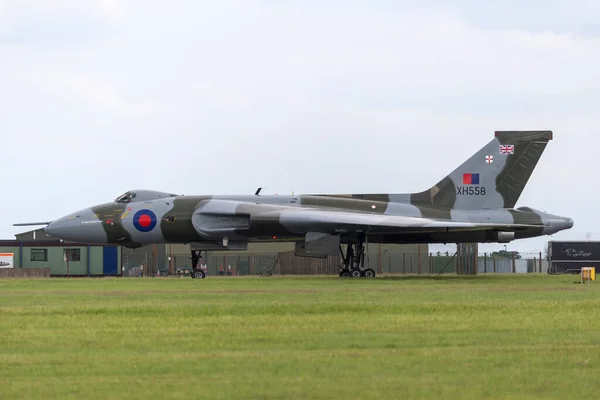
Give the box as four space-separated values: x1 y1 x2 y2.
133 209 157 232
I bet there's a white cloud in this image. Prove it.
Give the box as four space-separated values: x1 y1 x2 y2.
20 69 166 116
0 0 124 43
1 0 599 253
92 0 126 20
0 0 124 20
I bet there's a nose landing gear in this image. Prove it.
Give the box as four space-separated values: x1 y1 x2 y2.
190 250 206 279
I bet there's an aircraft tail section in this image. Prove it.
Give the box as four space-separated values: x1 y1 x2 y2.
408 130 553 210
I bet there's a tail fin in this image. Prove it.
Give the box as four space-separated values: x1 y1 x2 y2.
409 130 553 210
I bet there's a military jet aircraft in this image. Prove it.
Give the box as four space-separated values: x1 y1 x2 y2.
15 130 573 279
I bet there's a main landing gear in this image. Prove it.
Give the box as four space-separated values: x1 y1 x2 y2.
190 250 206 279
338 233 376 278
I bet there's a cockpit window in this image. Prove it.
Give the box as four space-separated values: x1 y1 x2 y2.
114 192 136 203
114 190 177 203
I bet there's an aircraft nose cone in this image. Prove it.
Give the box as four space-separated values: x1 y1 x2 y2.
567 218 574 228
44 221 57 237
44 209 107 243
44 217 75 239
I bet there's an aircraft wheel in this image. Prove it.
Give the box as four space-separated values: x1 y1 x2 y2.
363 268 376 278
193 270 206 279
351 270 362 278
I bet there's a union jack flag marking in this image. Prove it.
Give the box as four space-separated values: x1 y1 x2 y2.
499 144 514 154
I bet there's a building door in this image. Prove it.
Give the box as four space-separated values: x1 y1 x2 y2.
103 246 119 275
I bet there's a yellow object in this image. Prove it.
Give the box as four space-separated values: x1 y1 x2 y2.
581 267 596 281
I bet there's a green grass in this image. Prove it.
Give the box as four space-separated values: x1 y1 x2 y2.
1 274 600 399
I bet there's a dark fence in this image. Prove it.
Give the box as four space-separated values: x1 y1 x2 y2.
121 250 549 277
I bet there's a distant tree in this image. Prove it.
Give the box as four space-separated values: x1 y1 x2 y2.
490 250 521 259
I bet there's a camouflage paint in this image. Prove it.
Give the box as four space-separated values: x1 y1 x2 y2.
34 131 572 249
92 202 133 245
160 196 208 243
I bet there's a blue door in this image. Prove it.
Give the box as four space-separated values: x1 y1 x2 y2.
103 246 119 275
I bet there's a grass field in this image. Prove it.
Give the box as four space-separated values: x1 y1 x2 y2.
1 274 600 399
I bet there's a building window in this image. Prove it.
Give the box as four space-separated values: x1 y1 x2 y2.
31 248 47 261
64 248 81 262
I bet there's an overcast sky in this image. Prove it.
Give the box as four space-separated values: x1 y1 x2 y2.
1 0 599 256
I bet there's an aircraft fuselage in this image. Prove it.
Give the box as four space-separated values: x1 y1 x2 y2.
43 192 572 249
